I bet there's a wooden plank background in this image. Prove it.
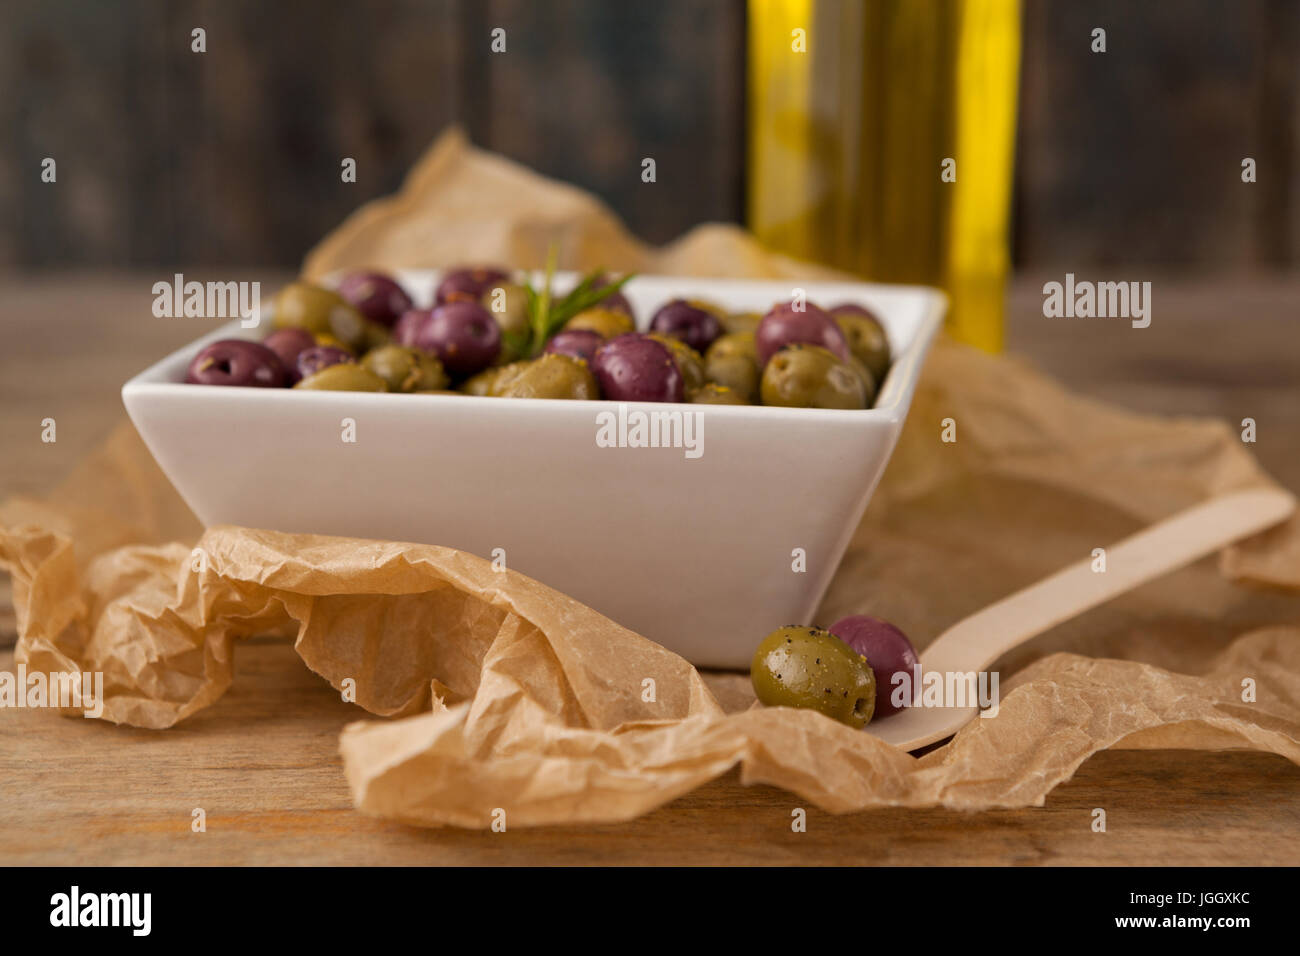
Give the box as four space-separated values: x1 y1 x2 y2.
0 0 1295 270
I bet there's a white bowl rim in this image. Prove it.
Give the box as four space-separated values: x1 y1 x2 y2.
122 272 947 425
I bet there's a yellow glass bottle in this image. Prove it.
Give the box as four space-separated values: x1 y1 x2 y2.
747 0 1021 352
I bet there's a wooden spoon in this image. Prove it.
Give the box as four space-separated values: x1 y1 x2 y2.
866 487 1296 751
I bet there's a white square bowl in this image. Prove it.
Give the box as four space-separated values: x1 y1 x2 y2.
122 272 944 668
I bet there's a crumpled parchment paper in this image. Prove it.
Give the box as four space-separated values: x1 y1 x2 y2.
2 128 1298 827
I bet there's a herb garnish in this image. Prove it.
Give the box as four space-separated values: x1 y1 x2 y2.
503 245 635 359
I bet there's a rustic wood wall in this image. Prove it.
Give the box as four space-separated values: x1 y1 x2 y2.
1 0 1295 270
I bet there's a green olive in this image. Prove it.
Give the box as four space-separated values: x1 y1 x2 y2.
688 383 748 405
704 332 760 402
647 333 707 393
722 311 762 335
847 356 878 405
294 363 389 392
760 344 867 409
482 282 532 362
750 625 876 728
835 313 891 384
362 345 449 393
359 320 392 354
460 365 506 396
564 307 635 340
272 281 371 352
494 354 598 400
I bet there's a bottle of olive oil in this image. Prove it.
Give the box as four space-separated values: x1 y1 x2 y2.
747 0 1021 352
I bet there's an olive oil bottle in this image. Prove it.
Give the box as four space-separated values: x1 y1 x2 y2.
747 0 1021 351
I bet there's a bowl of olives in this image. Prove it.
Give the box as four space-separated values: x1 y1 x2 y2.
122 268 944 667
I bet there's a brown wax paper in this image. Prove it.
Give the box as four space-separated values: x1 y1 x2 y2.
3 128 1300 827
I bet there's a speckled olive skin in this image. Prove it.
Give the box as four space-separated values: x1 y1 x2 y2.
271 281 372 353
830 304 891 384
564 307 635 340
294 363 389 392
361 345 450 393
755 301 851 367
828 615 920 718
590 333 684 403
760 344 867 409
751 625 877 728
435 266 510 305
494 354 599 400
185 339 289 388
649 299 725 354
647 333 707 393
688 383 748 405
337 271 414 328
704 332 760 402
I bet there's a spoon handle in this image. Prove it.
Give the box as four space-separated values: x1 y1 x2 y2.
919 487 1296 676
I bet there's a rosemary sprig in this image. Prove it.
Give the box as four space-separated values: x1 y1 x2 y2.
503 247 635 359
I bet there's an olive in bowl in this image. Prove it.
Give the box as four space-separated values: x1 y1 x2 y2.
261 327 317 383
761 344 868 409
646 333 707 393
755 301 851 367
564 307 635 340
704 332 760 403
649 299 724 354
361 345 450 393
185 340 289 388
294 363 388 392
544 328 604 364
409 301 502 378
590 333 684 403
271 281 376 353
435 266 511 305
494 354 599 400
337 271 414 328
296 345 353 380
829 303 891 384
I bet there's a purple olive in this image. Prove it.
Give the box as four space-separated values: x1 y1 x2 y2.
337 271 414 328
435 266 510 305
261 327 317 383
392 308 425 347
296 345 353 380
755 302 851 367
185 339 288 388
590 333 683 403
544 328 604 363
828 615 920 718
592 273 634 319
412 301 502 377
649 299 724 354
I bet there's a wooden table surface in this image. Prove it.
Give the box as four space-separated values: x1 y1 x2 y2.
2 271 1298 866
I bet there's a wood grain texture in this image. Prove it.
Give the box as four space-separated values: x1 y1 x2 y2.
0 0 746 266
2 643 1297 865
1 273 1298 863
